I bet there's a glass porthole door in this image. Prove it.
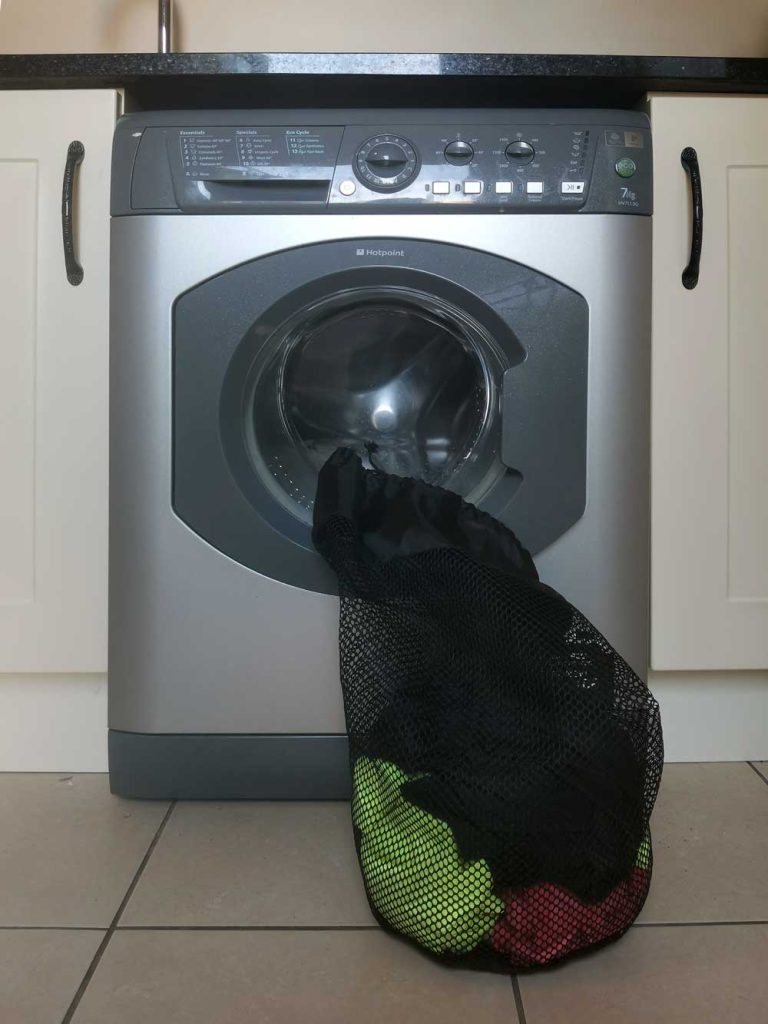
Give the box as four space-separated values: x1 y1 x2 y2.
246 286 508 526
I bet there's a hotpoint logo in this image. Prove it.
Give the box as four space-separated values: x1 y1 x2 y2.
355 247 406 257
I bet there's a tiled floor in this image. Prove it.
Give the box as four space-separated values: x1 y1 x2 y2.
0 764 766 1024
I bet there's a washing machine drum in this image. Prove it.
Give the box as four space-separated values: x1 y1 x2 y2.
249 289 502 521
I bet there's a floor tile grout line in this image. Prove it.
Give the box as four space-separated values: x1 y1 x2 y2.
97 800 179 928
4 921 766 933
634 920 768 928
0 927 106 932
510 975 528 1024
115 921 768 932
60 800 177 1024
117 924 382 931
747 761 768 787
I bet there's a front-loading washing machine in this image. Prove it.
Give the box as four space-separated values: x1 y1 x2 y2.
108 108 652 798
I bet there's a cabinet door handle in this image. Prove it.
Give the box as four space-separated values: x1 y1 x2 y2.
681 146 703 290
62 141 85 286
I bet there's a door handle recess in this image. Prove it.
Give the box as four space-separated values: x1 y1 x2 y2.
62 141 85 286
681 146 703 290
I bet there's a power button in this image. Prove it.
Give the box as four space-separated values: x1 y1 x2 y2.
615 157 637 179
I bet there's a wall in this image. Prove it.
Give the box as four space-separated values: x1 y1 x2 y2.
1 0 767 56
0 676 107 772
649 671 768 762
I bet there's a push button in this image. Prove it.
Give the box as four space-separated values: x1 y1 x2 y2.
495 181 513 194
432 181 451 195
615 158 637 178
561 181 585 194
463 180 482 194
339 179 356 196
526 181 544 194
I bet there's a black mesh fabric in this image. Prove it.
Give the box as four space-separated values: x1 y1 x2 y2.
313 448 663 970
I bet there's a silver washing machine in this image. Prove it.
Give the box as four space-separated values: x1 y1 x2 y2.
108 109 652 798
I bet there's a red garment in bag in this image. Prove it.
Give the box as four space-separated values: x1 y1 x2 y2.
491 867 651 968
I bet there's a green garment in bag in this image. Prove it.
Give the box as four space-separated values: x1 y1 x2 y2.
352 757 504 955
636 834 651 870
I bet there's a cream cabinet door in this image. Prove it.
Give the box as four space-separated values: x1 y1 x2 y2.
650 94 768 670
0 90 117 671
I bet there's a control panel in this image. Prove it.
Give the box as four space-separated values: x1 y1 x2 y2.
332 122 600 210
113 110 652 216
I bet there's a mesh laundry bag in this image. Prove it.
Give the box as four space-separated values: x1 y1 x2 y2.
313 448 663 971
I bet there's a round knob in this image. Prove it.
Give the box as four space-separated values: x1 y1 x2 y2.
505 140 535 164
355 135 419 192
364 142 409 178
444 140 474 165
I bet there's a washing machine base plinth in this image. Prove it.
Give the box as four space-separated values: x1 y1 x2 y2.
108 730 351 800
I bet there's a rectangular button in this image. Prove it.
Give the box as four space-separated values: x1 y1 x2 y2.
526 181 544 194
561 181 585 194
463 180 482 195
432 181 450 195
494 181 513 194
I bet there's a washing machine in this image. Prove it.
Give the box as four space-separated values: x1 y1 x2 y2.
108 109 652 798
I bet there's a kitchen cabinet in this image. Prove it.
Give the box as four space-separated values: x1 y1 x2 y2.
0 90 117 671
649 94 768 670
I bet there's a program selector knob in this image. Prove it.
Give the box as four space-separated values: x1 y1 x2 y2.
444 140 474 165
355 135 419 192
505 140 535 164
365 142 409 176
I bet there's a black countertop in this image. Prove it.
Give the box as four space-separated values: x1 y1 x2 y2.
1 52 767 108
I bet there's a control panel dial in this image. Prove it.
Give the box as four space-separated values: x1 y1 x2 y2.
444 140 474 164
505 140 535 164
355 135 419 191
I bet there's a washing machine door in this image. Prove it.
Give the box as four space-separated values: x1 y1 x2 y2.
173 238 588 593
